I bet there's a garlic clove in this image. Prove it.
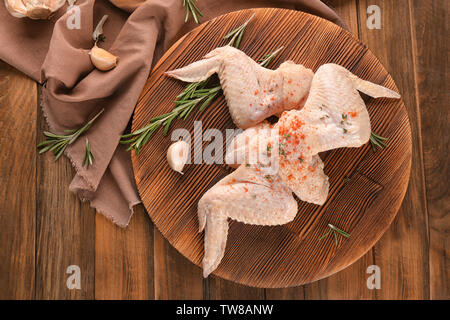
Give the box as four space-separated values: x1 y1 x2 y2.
167 140 190 174
89 45 118 71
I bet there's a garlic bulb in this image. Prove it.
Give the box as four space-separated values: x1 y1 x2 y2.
167 140 190 174
5 0 66 20
89 45 118 71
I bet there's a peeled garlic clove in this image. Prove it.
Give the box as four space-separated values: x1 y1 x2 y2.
167 140 190 174
89 45 118 71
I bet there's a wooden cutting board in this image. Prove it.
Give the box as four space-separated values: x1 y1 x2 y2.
131 8 412 288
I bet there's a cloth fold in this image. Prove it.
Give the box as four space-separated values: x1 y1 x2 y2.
0 0 345 227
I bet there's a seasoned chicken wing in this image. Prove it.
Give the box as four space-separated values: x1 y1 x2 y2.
277 64 401 160
198 165 298 277
166 46 313 129
225 122 329 205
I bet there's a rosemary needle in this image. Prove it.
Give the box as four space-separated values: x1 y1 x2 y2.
223 13 256 47
319 224 350 246
258 46 284 67
183 0 203 24
369 131 388 151
82 138 94 168
37 109 104 161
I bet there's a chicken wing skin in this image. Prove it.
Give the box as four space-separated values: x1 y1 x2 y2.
225 122 329 205
277 63 401 160
166 46 313 129
198 165 298 277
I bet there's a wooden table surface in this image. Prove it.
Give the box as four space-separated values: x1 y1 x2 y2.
0 0 447 300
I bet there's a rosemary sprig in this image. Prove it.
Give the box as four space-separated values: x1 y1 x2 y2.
223 13 255 47
37 109 104 161
122 14 284 154
319 223 350 246
183 0 203 24
121 46 282 153
258 46 284 67
121 82 221 153
82 139 94 168
370 131 388 151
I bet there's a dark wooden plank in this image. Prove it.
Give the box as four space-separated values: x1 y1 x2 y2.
410 0 449 300
357 0 430 299
153 229 204 299
324 0 359 34
132 8 410 288
266 286 305 300
35 90 95 299
0 62 36 299
303 253 376 299
95 205 154 299
209 276 265 300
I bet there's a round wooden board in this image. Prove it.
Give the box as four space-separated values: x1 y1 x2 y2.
131 8 412 288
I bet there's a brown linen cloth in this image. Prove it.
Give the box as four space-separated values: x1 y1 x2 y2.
0 0 346 227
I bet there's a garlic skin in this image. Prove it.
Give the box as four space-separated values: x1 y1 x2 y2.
92 15 108 42
5 0 66 20
4 0 27 18
89 45 118 71
167 140 190 174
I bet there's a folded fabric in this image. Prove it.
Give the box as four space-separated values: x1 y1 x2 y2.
0 0 346 227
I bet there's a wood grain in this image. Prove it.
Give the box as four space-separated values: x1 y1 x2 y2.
132 8 412 288
35 88 95 299
357 0 429 299
95 205 154 300
303 254 377 299
324 0 359 34
209 276 265 300
0 62 36 299
409 0 449 300
154 229 204 299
